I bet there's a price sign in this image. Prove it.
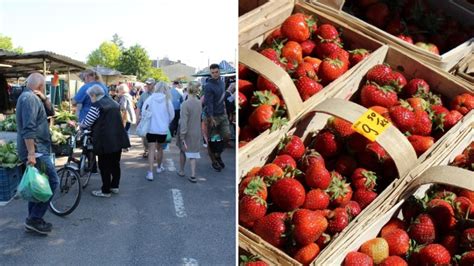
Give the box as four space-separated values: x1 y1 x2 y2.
351 109 392 142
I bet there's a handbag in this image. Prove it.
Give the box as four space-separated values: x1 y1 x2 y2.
136 105 151 137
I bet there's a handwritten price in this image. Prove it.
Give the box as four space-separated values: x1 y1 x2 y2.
352 110 391 142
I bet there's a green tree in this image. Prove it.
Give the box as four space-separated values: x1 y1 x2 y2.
111 33 125 51
86 41 121 68
0 34 24 53
117 44 151 80
148 67 169 82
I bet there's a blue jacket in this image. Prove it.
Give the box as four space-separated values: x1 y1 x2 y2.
16 89 51 161
203 78 226 117
170 87 183 110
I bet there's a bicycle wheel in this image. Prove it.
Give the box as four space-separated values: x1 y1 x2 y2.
79 152 94 188
49 166 81 216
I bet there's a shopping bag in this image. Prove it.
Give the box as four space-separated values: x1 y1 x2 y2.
17 165 53 202
136 106 152 137
165 130 172 143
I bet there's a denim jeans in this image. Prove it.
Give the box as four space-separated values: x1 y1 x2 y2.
28 154 59 220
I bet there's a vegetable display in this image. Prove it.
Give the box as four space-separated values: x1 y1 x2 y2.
0 142 20 168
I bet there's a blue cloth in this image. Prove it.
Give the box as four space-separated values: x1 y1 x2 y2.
28 155 59 219
74 82 108 122
16 88 51 161
170 87 183 110
203 78 226 117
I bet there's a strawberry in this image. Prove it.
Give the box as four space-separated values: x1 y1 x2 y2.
260 48 280 64
369 106 390 120
295 76 323 101
253 212 288 248
300 40 317 57
386 71 407 92
378 256 407 266
319 57 348 85
314 42 343 59
248 104 287 133
353 189 377 209
240 255 269 266
407 135 434 157
360 83 398 108
411 110 432 136
272 154 297 171
382 229 410 256
303 189 330 210
408 213 437 244
315 24 339 41
349 49 370 66
402 196 424 223
278 135 305 161
299 149 325 172
250 90 281 108
328 207 350 234
293 243 320 265
244 167 261 179
305 163 332 190
327 175 353 207
293 62 317 80
430 104 449 130
380 218 407 238
265 27 283 46
461 228 474 250
335 155 358 177
343 251 374 266
258 163 284 185
443 110 463 131
441 234 459 256
239 126 257 142
282 41 303 64
342 201 362 219
351 168 377 191
451 93 474 115
454 196 474 218
238 92 248 110
460 251 474 266
360 238 389 264
281 13 311 43
427 198 457 231
389 105 416 134
316 233 331 250
346 133 371 154
312 130 342 158
403 78 430 97
256 75 278 94
270 178 305 211
240 176 268 200
459 189 474 204
366 64 392 85
397 34 414 44
304 56 322 73
239 64 256 81
239 195 267 226
239 79 255 96
328 117 355 139
292 209 328 246
415 42 440 55
418 244 451 265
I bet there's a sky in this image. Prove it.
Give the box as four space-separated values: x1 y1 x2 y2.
0 0 237 70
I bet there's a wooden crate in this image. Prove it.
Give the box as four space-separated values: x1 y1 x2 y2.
307 0 474 71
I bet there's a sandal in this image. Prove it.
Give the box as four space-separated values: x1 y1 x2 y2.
188 176 197 183
177 171 185 177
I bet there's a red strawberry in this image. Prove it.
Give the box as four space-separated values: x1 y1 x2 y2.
427 198 457 232
272 154 297 171
240 176 268 200
346 133 371 154
293 62 317 80
360 84 398 108
327 175 353 207
239 126 257 142
239 64 256 81
382 229 410 256
459 189 474 204
360 238 389 264
365 2 390 28
303 189 330 210
315 24 339 41
408 213 437 244
403 78 430 97
256 75 278 94
300 40 317 57
343 251 374 266
295 76 323 101
380 218 407 238
316 233 331 250
281 13 311 43
258 163 284 185
304 56 322 73
293 243 320 265
299 149 325 172
250 90 281 108
305 163 332 190
248 104 286 133
366 64 392 85
351 168 377 191
411 110 432 136
342 200 362 219
240 255 269 266
369 106 390 120
282 41 303 64
319 57 348 85
328 207 350 234
441 234 459 256
270 178 305 211
353 189 377 209
315 41 343 59
454 196 474 218
402 197 424 223
406 97 428 112
418 244 451 265
335 155 358 177
386 71 407 91
253 212 288 248
443 110 463 131
397 34 414 44
407 135 434 157
239 195 267 226
451 93 474 115
328 117 355 139
460 251 474 266
265 27 283 46
278 135 305 161
415 42 440 55
239 79 255 96
260 48 280 63
312 130 342 158
349 49 370 66
378 256 407 266
238 91 248 110
292 209 328 246
461 228 474 250
389 105 416 134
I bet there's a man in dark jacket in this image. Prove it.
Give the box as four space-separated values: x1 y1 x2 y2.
80 85 131 198
203 64 230 172
16 73 59 235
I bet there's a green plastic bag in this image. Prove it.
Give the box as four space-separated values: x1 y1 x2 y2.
165 130 172 143
17 165 53 202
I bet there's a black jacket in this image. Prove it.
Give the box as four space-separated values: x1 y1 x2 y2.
91 96 131 154
203 78 226 117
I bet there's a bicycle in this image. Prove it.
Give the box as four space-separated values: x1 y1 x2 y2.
49 129 96 216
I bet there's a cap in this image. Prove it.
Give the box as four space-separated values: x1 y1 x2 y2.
145 78 156 85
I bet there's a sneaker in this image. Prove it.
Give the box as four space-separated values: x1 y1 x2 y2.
203 143 208 148
91 190 111 198
216 157 225 169
188 176 197 183
146 171 154 181
110 188 119 194
156 166 165 174
25 218 52 235
211 162 222 172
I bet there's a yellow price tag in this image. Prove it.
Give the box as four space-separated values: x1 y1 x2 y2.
351 109 392 142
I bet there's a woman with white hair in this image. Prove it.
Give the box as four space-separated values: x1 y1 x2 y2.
142 81 174 181
176 81 202 183
117 83 136 135
80 84 131 197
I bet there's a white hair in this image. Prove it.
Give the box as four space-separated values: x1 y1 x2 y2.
117 83 130 93
154 81 171 100
26 73 45 90
86 85 105 97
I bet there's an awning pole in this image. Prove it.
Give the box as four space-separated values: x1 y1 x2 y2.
67 67 71 112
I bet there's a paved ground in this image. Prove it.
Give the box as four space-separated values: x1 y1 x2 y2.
0 133 236 265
